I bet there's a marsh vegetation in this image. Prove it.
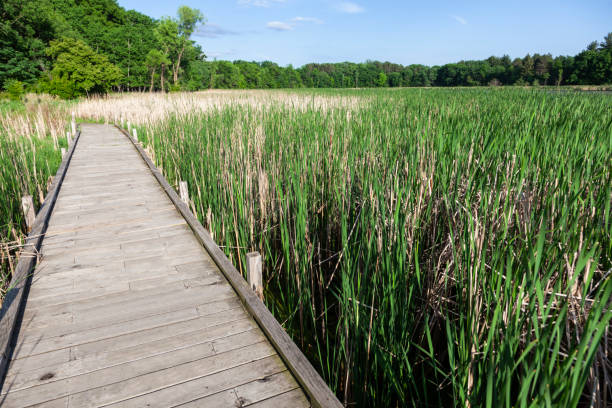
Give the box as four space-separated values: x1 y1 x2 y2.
0 97 67 295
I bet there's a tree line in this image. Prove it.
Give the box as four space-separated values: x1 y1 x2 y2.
1 0 204 97
1 0 611 99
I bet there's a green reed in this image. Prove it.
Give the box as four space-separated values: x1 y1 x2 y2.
133 88 611 407
0 99 67 297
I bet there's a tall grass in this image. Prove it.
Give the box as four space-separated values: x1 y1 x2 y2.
0 96 68 297
82 88 610 407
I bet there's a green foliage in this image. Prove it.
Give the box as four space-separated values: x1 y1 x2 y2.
156 7 205 87
133 88 612 407
43 73 78 99
155 17 180 53
573 48 612 85
4 80 25 100
184 60 212 90
46 0 159 90
213 61 245 88
0 100 66 294
0 0 57 88
199 33 612 89
144 49 168 91
177 6 204 37
514 77 528 86
44 38 122 98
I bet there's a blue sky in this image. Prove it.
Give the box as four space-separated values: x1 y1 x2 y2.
117 0 612 67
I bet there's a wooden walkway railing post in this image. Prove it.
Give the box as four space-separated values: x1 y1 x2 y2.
132 128 138 142
21 196 35 232
179 181 189 205
71 112 76 137
246 252 263 301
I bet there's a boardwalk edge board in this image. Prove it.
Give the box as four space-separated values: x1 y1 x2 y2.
0 130 82 390
117 126 342 408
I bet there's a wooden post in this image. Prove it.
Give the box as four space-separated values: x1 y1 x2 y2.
132 128 138 142
179 181 189 205
66 131 72 146
246 252 263 301
127 120 131 134
71 112 76 136
21 195 35 232
61 148 66 157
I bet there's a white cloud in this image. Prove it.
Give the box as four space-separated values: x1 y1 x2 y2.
267 17 323 31
195 23 240 39
452 15 467 25
292 16 323 24
336 2 364 14
267 21 293 31
238 0 285 7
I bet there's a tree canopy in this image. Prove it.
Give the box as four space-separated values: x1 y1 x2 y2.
1 0 610 97
42 38 122 98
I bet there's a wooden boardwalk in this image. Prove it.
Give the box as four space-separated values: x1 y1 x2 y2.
0 124 339 407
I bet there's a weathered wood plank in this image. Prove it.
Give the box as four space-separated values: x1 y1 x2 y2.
16 296 239 348
4 320 259 393
65 342 277 408
248 389 311 407
2 340 275 407
22 276 228 320
177 370 303 408
17 291 238 357
70 305 247 359
105 355 288 408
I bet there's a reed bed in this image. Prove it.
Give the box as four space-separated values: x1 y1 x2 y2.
0 96 68 297
75 90 365 128
81 88 611 406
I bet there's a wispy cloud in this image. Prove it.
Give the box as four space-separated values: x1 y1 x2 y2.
452 15 467 25
238 0 285 7
195 23 240 39
267 21 293 31
336 2 365 14
292 16 323 24
266 16 323 31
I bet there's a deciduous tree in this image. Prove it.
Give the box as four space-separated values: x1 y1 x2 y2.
44 37 122 98
145 49 166 92
173 6 204 84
